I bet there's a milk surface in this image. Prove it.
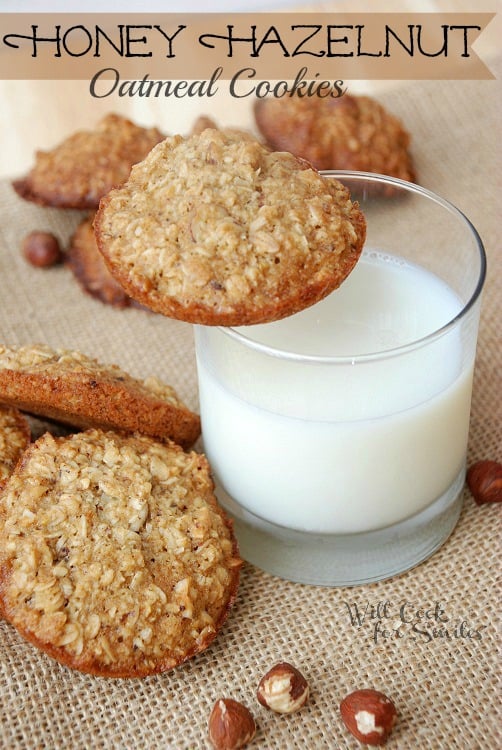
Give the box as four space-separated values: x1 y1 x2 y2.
196 251 473 534
235 250 460 356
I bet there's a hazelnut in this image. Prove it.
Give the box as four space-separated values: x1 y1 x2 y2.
208 698 256 750
340 689 397 746
467 460 502 504
257 662 309 714
22 230 62 268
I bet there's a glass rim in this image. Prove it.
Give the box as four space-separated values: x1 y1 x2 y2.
216 170 487 365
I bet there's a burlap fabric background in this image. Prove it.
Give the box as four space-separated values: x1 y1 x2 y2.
0 63 500 749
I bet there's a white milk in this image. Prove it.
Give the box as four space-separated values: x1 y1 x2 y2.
195 251 474 534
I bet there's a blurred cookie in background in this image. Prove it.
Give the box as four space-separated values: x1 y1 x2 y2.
12 113 165 209
66 214 142 309
254 92 416 183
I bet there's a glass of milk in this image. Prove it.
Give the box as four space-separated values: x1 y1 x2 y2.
194 172 486 586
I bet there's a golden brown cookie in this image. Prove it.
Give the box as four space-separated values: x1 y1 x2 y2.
66 214 139 308
95 129 366 326
0 344 200 449
12 114 165 209
0 405 30 485
0 429 241 677
254 93 416 182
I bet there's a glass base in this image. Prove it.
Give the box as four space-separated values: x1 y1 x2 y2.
214 468 466 587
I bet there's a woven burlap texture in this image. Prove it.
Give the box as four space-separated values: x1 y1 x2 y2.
0 67 500 749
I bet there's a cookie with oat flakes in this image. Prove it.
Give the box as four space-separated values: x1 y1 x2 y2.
0 405 30 486
254 93 416 183
0 344 200 449
12 113 165 209
0 429 241 677
94 128 366 326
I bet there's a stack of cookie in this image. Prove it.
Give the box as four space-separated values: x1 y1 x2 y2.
0 344 241 677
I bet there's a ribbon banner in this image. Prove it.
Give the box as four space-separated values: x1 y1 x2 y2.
0 13 495 90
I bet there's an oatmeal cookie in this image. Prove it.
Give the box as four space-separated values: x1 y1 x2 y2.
0 405 30 485
0 429 241 677
254 93 416 182
66 214 140 308
12 113 165 209
0 344 200 449
95 129 366 326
